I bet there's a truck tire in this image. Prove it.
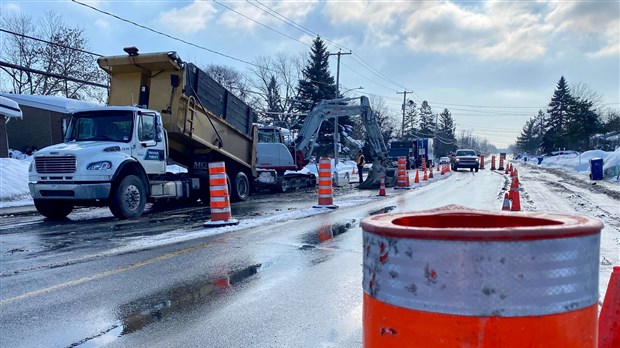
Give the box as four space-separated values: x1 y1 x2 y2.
109 175 146 219
231 172 250 202
453 165 458 171
475 167 479 172
34 199 73 220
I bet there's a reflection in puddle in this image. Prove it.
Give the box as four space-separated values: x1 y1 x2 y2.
299 220 355 248
69 264 261 347
368 206 396 216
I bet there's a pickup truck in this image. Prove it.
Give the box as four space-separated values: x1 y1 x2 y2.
452 149 479 172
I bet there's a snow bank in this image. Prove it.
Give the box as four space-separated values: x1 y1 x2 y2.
0 158 31 202
526 147 619 179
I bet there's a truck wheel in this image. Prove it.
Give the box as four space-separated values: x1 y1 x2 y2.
109 175 146 219
475 167 479 172
453 165 458 171
34 199 73 220
231 172 250 202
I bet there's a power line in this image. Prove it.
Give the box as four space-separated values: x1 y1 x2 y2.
0 28 102 57
0 61 108 89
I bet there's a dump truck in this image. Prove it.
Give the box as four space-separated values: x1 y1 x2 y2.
28 48 391 219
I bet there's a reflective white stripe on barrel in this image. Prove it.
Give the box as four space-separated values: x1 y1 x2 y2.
210 185 228 192
363 232 600 317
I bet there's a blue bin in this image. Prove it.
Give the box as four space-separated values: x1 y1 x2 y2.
537 156 544 165
589 158 604 180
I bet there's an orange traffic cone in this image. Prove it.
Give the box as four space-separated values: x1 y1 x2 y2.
599 266 620 348
405 171 411 187
501 193 511 210
314 157 338 209
510 177 521 211
429 167 434 179
436 163 440 171
504 162 509 174
413 169 420 184
441 164 446 175
423 168 428 181
204 161 239 227
378 176 386 196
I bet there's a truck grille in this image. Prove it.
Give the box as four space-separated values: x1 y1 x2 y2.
35 156 77 174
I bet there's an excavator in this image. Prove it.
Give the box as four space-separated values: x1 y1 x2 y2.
257 96 394 189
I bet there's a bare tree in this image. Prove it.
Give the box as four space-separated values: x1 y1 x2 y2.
572 82 604 111
203 64 251 102
1 11 107 102
247 53 305 128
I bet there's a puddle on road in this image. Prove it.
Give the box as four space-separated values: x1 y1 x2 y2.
368 206 396 216
69 264 261 347
299 220 355 248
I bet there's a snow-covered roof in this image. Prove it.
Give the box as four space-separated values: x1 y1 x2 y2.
0 93 101 114
0 96 22 119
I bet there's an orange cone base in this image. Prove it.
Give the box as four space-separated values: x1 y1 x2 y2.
203 218 239 227
363 293 597 348
313 204 339 209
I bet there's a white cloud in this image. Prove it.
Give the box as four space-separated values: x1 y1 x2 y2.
217 1 319 32
324 1 617 61
94 19 110 30
157 0 217 35
1 2 22 13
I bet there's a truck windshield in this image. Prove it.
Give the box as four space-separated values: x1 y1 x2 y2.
456 150 476 156
65 110 133 143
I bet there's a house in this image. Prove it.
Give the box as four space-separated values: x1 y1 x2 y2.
0 94 100 155
0 96 23 158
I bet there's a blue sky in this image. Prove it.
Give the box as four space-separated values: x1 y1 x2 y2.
2 0 619 147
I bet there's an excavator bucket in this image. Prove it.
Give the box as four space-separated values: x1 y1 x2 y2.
358 158 396 189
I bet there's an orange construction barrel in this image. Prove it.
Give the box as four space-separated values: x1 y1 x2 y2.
361 204 603 347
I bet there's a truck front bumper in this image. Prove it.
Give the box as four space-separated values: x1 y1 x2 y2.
29 182 111 200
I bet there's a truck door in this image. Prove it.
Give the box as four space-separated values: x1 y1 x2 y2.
133 113 166 175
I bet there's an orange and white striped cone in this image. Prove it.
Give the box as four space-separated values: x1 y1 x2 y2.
499 157 505 171
441 164 446 175
502 193 511 211
436 163 440 171
421 158 427 172
414 169 420 184
429 167 434 179
423 168 428 181
491 155 496 170
203 161 239 227
395 156 410 190
378 176 386 196
405 171 411 188
313 157 338 209
362 205 603 348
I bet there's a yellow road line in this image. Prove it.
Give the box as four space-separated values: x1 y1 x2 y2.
1 239 224 306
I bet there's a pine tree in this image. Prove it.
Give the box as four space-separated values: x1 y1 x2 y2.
436 108 457 156
418 101 436 138
294 36 339 156
402 100 418 139
566 97 601 151
543 76 573 153
516 118 538 154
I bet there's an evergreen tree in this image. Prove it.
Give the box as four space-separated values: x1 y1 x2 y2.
566 97 601 151
402 100 418 139
418 101 436 138
436 108 457 156
516 118 538 154
295 36 339 156
543 76 573 153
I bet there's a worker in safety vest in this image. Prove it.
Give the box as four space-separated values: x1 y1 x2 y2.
356 150 365 183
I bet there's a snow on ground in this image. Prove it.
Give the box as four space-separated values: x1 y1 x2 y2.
523 148 620 179
0 157 32 207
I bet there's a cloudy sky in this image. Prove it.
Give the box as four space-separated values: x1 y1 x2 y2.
2 0 619 147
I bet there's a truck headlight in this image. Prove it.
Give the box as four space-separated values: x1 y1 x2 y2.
87 161 113 170
455 158 460 162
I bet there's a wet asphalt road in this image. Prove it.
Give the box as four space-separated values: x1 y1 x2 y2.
0 170 503 347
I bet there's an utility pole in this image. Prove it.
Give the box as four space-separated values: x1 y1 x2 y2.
397 91 413 138
329 49 351 186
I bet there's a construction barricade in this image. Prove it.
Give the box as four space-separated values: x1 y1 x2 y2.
204 161 239 227
491 155 496 170
395 156 409 189
480 155 485 169
313 157 338 209
361 205 602 347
